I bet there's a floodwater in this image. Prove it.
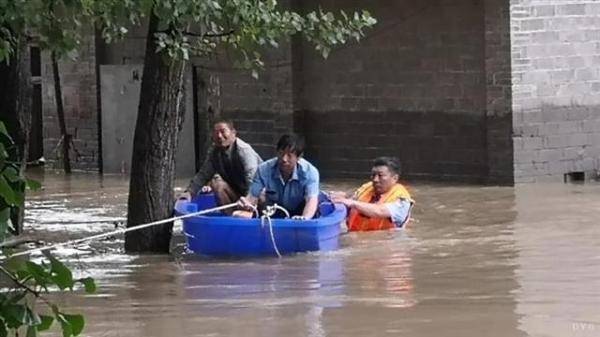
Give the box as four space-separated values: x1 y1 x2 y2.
15 169 600 337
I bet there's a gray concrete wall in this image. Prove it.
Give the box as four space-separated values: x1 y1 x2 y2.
510 1 600 182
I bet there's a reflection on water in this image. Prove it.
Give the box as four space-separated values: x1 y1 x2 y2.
12 170 600 336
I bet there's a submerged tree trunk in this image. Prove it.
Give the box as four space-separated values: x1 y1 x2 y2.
0 34 32 235
124 14 187 252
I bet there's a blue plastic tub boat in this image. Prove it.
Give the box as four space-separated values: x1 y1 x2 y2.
174 193 347 257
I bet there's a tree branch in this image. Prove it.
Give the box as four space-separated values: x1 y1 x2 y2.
0 265 40 298
183 29 235 38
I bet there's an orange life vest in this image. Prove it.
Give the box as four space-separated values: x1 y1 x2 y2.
347 182 414 231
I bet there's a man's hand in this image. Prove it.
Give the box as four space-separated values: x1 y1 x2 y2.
291 215 306 220
200 185 212 193
232 210 253 218
233 196 256 218
330 191 355 208
237 196 255 210
329 191 348 200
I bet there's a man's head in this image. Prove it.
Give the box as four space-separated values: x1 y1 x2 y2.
276 134 305 177
212 120 237 148
371 157 401 195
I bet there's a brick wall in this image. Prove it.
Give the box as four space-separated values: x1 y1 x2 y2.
510 1 600 182
38 1 513 183
296 0 490 181
192 42 296 159
485 0 514 184
42 32 99 170
42 0 600 184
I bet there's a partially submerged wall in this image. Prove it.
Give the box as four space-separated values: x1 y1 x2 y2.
510 1 600 182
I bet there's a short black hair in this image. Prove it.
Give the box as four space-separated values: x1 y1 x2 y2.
373 156 401 176
276 134 305 156
213 119 235 130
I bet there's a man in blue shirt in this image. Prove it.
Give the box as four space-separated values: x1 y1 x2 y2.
237 134 320 219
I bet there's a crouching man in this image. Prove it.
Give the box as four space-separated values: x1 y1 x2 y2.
180 120 262 209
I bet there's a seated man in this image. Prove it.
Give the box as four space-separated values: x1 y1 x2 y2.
180 120 263 207
237 134 319 219
331 157 414 231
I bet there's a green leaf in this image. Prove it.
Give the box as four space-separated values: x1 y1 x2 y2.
2 166 20 183
0 207 10 223
15 191 24 207
46 254 74 290
3 304 27 327
0 143 7 158
37 315 53 331
4 256 26 273
0 207 9 240
25 261 50 286
25 179 41 191
0 121 8 137
26 325 37 337
0 318 7 337
0 175 17 205
63 314 84 336
78 277 96 293
56 313 73 337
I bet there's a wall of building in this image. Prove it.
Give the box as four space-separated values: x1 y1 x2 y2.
41 0 600 184
41 33 99 170
485 0 515 185
192 44 296 160
295 0 490 181
39 1 510 182
510 1 600 182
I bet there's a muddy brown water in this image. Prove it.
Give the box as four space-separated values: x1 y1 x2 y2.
12 170 600 337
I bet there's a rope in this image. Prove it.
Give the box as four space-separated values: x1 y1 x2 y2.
261 215 281 258
0 202 238 261
272 204 290 219
247 203 260 219
259 204 290 258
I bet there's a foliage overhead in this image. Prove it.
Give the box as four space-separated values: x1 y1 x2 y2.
1 0 376 75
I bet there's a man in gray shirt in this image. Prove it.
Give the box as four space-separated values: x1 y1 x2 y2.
180 120 262 207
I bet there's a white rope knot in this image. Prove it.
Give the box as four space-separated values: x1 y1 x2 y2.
260 203 290 258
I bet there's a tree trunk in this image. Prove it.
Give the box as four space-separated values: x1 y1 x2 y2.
51 51 71 173
0 33 32 235
124 14 187 252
